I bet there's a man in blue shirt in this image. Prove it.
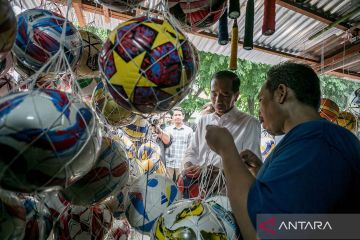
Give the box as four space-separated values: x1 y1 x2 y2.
205 62 360 240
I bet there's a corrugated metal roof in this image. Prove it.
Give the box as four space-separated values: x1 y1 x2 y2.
9 0 360 70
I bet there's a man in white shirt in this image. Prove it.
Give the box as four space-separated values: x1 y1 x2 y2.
182 70 261 194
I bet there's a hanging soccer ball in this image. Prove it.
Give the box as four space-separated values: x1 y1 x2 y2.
0 0 17 62
348 88 360 117
62 136 129 206
125 174 180 234
76 30 103 77
43 191 70 220
140 158 167 175
168 0 227 30
99 16 198 114
137 141 161 161
0 189 26 240
96 0 144 12
0 89 101 192
177 168 201 199
75 75 101 104
336 111 356 131
260 136 275 159
205 195 241 240
319 98 339 121
152 199 229 239
92 81 137 127
54 203 113 240
19 195 53 240
13 9 82 74
121 116 149 141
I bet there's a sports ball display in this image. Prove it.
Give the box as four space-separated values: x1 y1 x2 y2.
121 116 149 141
102 186 129 219
19 195 53 240
92 82 136 127
76 30 102 76
0 89 101 192
99 16 198 113
104 219 131 240
137 141 161 161
62 136 129 206
96 0 144 12
177 169 201 199
319 98 339 121
43 191 70 219
0 0 16 62
152 199 229 239
140 158 167 175
0 52 13 78
260 136 275 160
336 111 356 131
54 203 113 240
0 189 26 240
125 174 180 234
114 131 137 161
348 88 360 117
0 73 17 97
205 195 241 240
13 9 82 74
168 0 227 30
75 76 101 103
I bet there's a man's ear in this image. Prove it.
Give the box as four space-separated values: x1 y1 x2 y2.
276 84 287 104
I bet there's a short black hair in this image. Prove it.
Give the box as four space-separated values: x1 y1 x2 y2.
265 62 321 110
212 70 240 93
171 107 184 115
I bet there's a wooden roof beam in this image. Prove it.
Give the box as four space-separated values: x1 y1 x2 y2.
276 0 350 31
72 0 86 27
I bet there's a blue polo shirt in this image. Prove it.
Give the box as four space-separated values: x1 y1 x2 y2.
248 119 360 227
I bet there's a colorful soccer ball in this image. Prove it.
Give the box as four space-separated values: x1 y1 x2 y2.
43 191 70 219
336 111 356 131
205 195 241 240
140 158 167 175
19 195 53 240
319 98 339 121
137 141 161 161
75 76 101 103
13 9 82 74
92 82 137 127
62 136 129 206
152 199 229 239
99 16 198 113
96 0 144 12
125 174 180 234
54 203 113 240
105 218 131 240
260 136 275 160
77 30 103 76
348 88 360 117
0 0 17 62
177 169 201 199
121 116 149 141
0 189 26 240
0 89 101 192
168 0 227 30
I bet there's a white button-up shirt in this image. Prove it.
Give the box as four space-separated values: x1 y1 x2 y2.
182 107 261 168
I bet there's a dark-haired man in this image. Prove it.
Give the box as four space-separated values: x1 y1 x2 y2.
182 70 261 194
206 62 360 240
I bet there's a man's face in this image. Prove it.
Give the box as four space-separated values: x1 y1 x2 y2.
258 84 283 135
172 110 184 124
165 114 172 124
210 78 239 116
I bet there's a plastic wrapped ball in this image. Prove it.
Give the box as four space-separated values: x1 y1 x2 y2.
76 30 103 76
54 203 113 240
319 98 339 121
105 218 131 240
125 174 180 234
75 76 101 104
92 81 137 127
0 189 26 240
348 88 360 117
13 9 82 74
43 191 70 220
0 89 102 192
168 0 227 31
121 116 149 141
140 158 166 175
96 0 144 12
260 136 275 159
137 141 161 161
0 0 17 62
336 111 356 131
177 169 201 199
152 199 229 239
99 16 198 113
62 136 129 206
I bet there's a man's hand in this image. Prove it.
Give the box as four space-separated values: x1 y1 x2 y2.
182 162 201 177
205 125 235 156
239 149 262 177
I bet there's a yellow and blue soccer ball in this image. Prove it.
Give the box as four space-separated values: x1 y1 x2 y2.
99 16 198 113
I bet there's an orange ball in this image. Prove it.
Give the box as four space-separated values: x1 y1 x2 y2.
320 98 339 121
336 111 356 131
